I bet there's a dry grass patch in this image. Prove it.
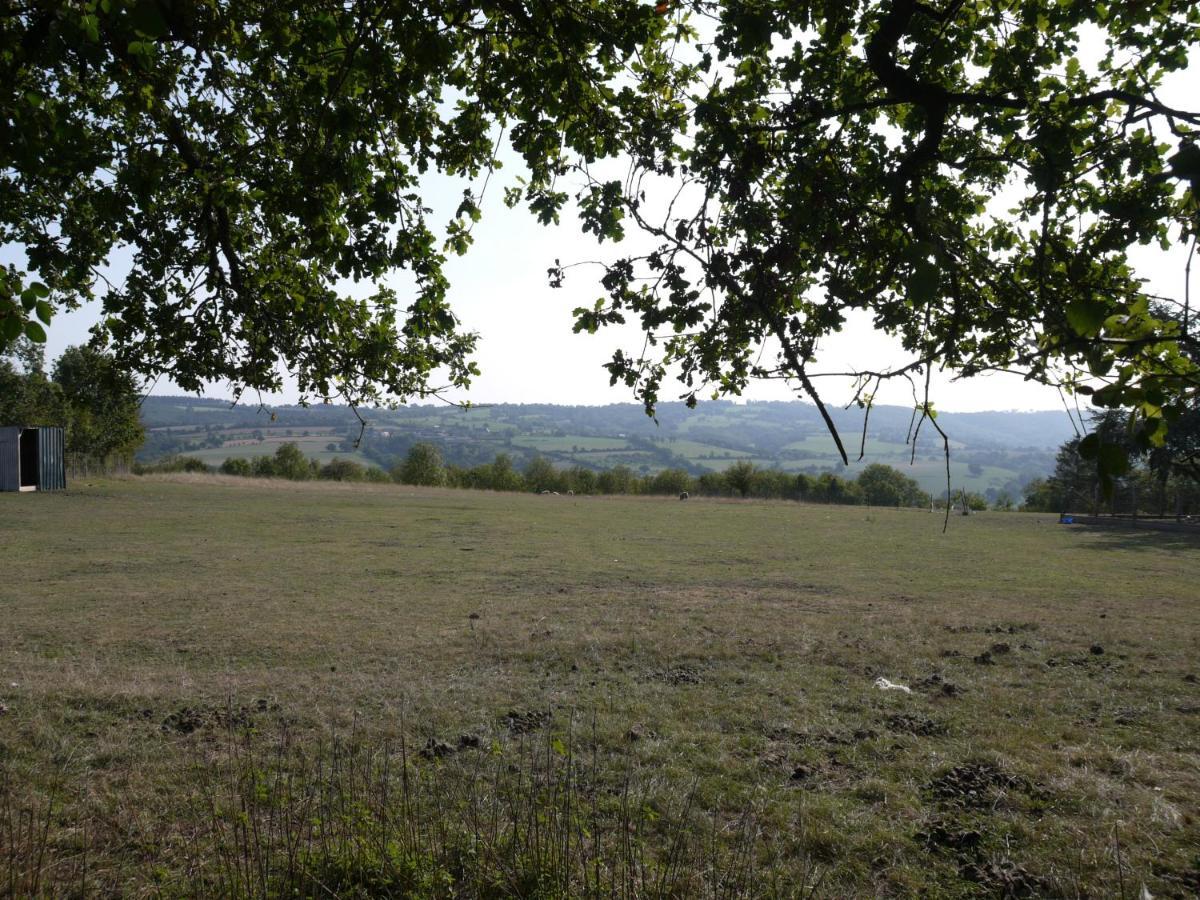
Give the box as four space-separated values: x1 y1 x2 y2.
2 478 1199 896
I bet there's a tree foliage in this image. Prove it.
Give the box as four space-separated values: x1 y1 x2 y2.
1023 408 1200 513
563 0 1200 482
0 339 59 424
3 1 1198 479
522 455 559 493
0 342 144 463
396 441 446 486
857 462 926 506
52 345 146 461
271 441 313 480
0 0 683 404
722 459 756 497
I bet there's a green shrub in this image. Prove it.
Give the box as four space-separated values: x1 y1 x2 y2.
394 442 445 486
134 455 210 475
647 468 693 496
220 457 252 476
320 458 366 481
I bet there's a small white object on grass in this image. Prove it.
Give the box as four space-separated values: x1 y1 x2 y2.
873 677 912 694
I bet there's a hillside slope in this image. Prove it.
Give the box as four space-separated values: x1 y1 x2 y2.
139 398 1079 499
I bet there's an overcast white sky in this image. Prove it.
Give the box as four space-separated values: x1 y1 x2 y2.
22 30 1199 416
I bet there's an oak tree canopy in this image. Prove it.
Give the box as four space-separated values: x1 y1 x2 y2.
2 1 1198 483
564 0 1200 480
1 0 683 400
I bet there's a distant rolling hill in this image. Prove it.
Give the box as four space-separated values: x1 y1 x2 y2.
139 397 1080 500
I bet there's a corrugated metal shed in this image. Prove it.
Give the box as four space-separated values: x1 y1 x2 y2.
0 427 17 492
37 426 65 490
0 426 66 491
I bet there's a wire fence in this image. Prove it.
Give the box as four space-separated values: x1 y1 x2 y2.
65 453 133 480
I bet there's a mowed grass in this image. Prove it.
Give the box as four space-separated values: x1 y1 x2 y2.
2 477 1199 896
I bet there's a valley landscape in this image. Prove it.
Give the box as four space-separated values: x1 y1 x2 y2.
139 398 1081 502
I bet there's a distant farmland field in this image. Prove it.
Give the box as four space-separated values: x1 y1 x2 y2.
510 434 632 452
2 478 1197 895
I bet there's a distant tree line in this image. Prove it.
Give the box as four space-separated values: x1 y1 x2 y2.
136 442 392 483
390 443 938 505
1 340 144 473
148 440 951 508
397 446 959 509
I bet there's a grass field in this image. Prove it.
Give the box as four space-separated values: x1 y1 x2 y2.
2 478 1198 896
